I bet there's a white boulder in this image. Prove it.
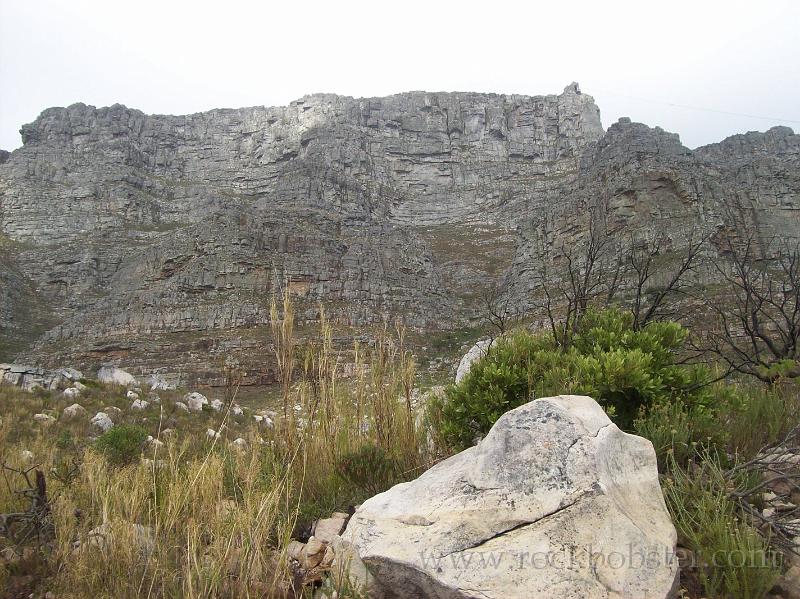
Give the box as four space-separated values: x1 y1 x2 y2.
126 390 140 400
174 401 189 412
210 399 224 412
184 392 208 413
97 366 137 387
455 338 492 383
130 399 149 411
91 412 114 432
33 413 56 424
63 387 81 399
341 395 678 599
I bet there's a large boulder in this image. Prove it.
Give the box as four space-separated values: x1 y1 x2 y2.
454 339 492 383
0 363 66 391
341 395 678 599
97 366 137 387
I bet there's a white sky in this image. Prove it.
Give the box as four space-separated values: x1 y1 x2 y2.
1 0 799 151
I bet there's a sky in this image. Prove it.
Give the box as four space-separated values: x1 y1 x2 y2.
1 0 799 151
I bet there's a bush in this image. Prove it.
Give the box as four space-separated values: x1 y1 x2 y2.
433 309 709 450
94 425 148 466
664 453 781 598
336 444 399 496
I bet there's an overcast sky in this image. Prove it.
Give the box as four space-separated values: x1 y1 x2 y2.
1 0 798 151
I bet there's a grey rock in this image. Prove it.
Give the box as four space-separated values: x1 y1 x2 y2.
0 85 798 384
341 395 678 598
97 366 137 387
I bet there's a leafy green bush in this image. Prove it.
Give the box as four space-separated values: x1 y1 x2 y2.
336 444 399 496
94 425 148 466
433 309 709 449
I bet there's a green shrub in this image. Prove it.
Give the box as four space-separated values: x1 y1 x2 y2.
336 444 399 496
664 453 780 598
94 425 148 466
434 309 709 449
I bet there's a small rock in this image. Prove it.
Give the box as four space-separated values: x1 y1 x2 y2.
232 404 244 416
97 366 137 387
126 390 140 400
174 401 189 412
33 413 56 424
130 399 149 411
105 406 123 421
185 392 208 413
231 437 248 450
206 428 220 440
62 403 88 420
145 435 165 448
63 387 81 399
20 450 35 462
210 399 224 412
313 514 348 543
74 521 154 555
73 380 87 391
91 412 114 432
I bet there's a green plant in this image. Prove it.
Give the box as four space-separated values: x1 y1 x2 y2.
336 444 399 496
94 425 148 466
664 453 781 598
434 308 709 449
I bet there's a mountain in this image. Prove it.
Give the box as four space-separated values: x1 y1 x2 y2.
1 83 798 385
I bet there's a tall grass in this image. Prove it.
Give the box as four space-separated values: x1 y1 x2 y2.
0 293 430 597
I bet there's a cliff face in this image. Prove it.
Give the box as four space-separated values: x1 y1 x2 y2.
1 84 798 384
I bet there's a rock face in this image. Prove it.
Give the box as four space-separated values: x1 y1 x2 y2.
1 84 798 384
342 395 678 599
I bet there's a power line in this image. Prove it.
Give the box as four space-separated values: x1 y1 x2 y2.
591 89 800 125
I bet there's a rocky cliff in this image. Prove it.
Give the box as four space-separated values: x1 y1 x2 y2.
1 84 798 385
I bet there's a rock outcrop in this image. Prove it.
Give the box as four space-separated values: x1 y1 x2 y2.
1 84 798 384
341 395 678 598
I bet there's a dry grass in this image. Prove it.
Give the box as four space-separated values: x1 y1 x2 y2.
0 294 433 598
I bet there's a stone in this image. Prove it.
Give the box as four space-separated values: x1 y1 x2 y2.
185 392 208 412
210 398 224 412
105 406 123 420
126 390 140 400
33 413 56 424
145 435 164 448
58 367 83 381
63 387 81 399
74 521 154 555
231 437 247 450
62 403 87 419
148 373 177 390
91 412 114 432
341 395 678 599
1 87 799 386
20 450 34 462
174 401 189 412
206 428 220 439
0 363 66 390
455 339 492 383
130 399 149 410
97 366 137 387
231 404 243 416
312 514 348 544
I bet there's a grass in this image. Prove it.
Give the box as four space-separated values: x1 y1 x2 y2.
0 292 433 598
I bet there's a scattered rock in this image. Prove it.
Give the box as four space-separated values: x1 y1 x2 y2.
231 437 248 450
312 513 349 544
63 387 81 399
210 399 224 412
185 392 208 412
341 395 678 599
105 406 123 421
20 450 34 462
130 399 149 410
148 373 177 391
97 366 137 387
73 521 154 555
91 412 114 432
126 390 140 400
145 435 164 448
174 401 189 412
0 363 66 391
232 404 244 416
206 428 220 440
62 403 88 420
33 413 56 424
